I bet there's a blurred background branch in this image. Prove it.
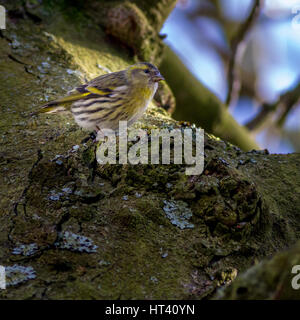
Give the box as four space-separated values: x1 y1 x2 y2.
225 0 262 108
161 0 300 153
160 45 259 150
246 81 300 131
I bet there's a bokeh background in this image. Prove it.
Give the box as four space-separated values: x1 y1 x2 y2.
161 0 300 153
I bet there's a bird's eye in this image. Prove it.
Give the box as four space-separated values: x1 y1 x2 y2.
144 69 150 74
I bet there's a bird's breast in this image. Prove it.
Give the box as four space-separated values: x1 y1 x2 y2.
128 83 158 113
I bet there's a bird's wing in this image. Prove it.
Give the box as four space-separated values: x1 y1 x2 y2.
73 71 128 96
35 71 127 114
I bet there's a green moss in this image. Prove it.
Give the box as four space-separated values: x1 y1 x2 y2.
215 241 300 299
112 207 148 231
82 147 96 166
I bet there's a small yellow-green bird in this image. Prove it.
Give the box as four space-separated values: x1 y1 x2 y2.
35 62 164 133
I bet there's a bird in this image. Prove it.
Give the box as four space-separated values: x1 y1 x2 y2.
34 62 164 134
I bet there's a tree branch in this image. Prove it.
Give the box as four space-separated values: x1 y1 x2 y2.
225 0 262 108
160 45 259 151
246 81 300 131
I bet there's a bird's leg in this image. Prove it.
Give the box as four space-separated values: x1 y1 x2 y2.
80 130 97 144
96 125 103 135
94 125 102 143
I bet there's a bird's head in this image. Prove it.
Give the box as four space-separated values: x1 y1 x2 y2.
126 62 164 86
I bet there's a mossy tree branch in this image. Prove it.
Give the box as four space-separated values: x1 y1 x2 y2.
0 0 299 300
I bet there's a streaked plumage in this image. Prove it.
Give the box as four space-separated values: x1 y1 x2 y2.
35 62 164 132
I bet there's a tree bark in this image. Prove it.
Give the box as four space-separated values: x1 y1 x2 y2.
0 0 299 299
214 240 300 299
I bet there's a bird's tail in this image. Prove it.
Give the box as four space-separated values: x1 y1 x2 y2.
31 92 88 116
33 101 66 115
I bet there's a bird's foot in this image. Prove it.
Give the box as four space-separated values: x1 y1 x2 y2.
81 131 97 144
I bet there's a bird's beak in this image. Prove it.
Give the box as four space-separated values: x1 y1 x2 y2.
152 71 165 82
